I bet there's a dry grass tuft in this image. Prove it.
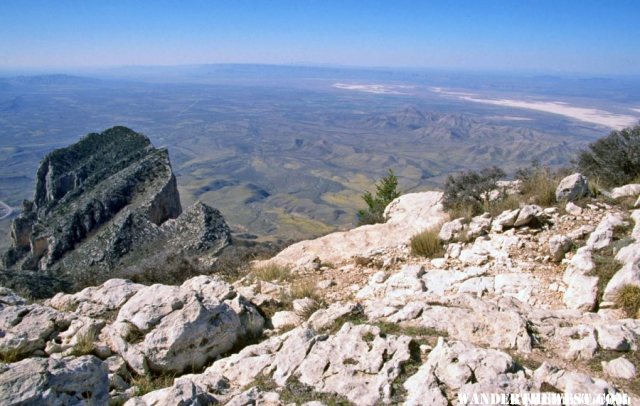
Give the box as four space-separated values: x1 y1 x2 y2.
252 263 292 283
71 329 97 356
410 227 444 258
615 284 640 318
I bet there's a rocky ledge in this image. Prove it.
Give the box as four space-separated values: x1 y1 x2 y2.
0 127 231 297
1 174 639 405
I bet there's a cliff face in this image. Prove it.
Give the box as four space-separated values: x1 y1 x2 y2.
1 127 230 294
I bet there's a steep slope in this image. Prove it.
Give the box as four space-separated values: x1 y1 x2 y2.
0 127 230 296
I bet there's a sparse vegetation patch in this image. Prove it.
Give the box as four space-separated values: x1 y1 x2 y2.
410 227 444 258
615 284 640 318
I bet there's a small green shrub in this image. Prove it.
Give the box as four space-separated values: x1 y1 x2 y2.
442 166 506 217
357 169 401 226
410 227 444 258
576 125 640 188
615 285 640 318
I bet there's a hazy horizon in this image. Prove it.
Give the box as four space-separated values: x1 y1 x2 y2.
1 1 639 75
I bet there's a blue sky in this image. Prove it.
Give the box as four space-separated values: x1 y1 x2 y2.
1 0 639 74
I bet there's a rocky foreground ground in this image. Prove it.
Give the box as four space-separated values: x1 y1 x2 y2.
1 175 639 405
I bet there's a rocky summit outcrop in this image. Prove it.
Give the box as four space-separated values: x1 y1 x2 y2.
0 127 231 297
262 191 446 270
0 275 263 404
1 177 640 405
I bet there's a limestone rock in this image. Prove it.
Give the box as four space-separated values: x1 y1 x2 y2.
563 274 598 311
534 362 619 397
271 311 302 330
603 260 640 302
611 184 640 199
467 213 492 239
307 302 363 331
0 303 72 359
48 278 144 318
124 379 216 406
0 356 108 405
548 234 572 262
555 173 589 202
602 357 636 380
586 213 626 250
295 323 412 406
438 218 465 242
105 275 264 375
514 205 542 227
565 201 583 216
259 192 446 267
491 209 520 232
404 338 518 405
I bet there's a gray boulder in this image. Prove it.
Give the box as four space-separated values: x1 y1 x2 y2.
105 275 264 375
0 356 108 405
548 235 572 262
611 184 640 199
438 218 465 242
555 173 589 202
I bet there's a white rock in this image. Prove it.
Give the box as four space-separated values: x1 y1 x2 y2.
292 298 318 316
415 298 532 352
423 269 475 295
430 257 447 268
568 224 595 241
565 201 583 215
445 243 462 259
259 192 446 267
603 260 640 302
307 302 362 331
555 173 589 202
558 325 598 360
295 323 412 406
439 218 466 242
271 311 302 330
457 277 495 296
404 338 516 406
467 213 492 239
594 323 634 351
602 357 636 380
563 275 598 311
586 213 626 250
534 363 618 398
315 279 335 290
492 209 520 231
548 235 572 262
495 273 539 303
125 379 216 406
0 356 108 405
0 304 72 358
458 249 489 266
611 184 640 199
632 209 640 240
514 205 542 227
106 275 264 375
48 279 144 318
